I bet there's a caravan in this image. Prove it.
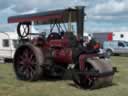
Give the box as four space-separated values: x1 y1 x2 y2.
0 32 18 62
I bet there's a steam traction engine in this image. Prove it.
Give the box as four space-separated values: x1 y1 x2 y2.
8 6 115 89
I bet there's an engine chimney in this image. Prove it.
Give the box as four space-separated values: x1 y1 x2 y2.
76 6 85 38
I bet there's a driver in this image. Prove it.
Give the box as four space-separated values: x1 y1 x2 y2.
82 33 101 54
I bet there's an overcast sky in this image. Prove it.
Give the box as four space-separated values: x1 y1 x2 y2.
0 0 128 32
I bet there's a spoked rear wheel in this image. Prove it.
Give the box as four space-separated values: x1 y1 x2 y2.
14 44 44 81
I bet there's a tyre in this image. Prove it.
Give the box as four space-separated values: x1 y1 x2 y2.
13 44 44 81
106 49 112 58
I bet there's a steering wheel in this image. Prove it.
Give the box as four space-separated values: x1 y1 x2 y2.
47 32 61 41
17 22 31 38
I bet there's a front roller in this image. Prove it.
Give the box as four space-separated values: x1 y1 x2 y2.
13 44 44 81
72 57 115 89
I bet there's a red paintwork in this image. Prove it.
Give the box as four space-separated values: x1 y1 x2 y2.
79 54 85 71
79 54 97 71
32 35 99 67
54 48 72 64
32 36 73 65
49 40 63 48
8 15 62 23
48 39 72 64
107 33 113 41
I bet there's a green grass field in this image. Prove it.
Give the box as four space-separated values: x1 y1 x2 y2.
0 56 128 96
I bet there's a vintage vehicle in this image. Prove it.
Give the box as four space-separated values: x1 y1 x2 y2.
8 6 115 89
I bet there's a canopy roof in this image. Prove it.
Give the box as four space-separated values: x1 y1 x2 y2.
8 7 85 25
